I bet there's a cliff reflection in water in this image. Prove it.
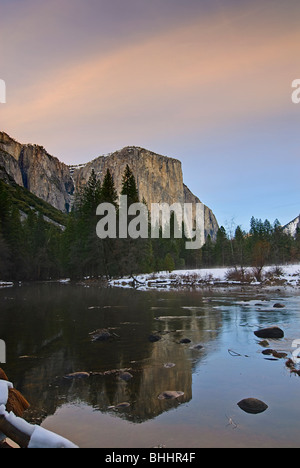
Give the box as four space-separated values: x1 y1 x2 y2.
0 284 222 423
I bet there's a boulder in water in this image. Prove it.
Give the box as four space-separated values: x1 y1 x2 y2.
148 334 161 343
180 338 191 344
64 372 90 380
90 329 113 342
237 398 268 414
254 327 284 339
119 371 133 381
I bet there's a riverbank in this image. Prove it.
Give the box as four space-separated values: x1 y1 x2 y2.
108 264 300 291
1 264 299 292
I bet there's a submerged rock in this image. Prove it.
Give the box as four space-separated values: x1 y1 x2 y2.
254 327 284 339
273 303 285 308
148 334 161 343
108 402 131 410
90 329 113 342
191 344 204 350
237 398 268 414
158 391 184 400
119 371 133 381
164 363 176 368
180 338 191 344
64 372 90 380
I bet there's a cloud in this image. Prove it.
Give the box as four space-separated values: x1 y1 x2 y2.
2 1 300 161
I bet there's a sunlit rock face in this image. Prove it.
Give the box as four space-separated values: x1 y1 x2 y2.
0 133 218 239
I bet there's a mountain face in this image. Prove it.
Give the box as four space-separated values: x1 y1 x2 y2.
0 132 74 212
0 132 219 240
284 215 300 238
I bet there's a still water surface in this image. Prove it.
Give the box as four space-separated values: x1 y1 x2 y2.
1 283 300 448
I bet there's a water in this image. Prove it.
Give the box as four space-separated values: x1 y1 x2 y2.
1 282 300 448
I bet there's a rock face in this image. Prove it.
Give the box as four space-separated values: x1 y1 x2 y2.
72 146 219 240
0 132 74 212
284 215 300 238
0 133 219 240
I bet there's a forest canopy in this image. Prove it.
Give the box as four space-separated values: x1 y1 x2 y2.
0 167 299 281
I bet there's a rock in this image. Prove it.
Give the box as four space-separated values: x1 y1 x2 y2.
237 398 268 414
286 359 296 369
254 327 284 339
108 402 131 410
115 402 131 409
164 363 176 368
64 372 90 380
191 344 204 350
158 391 184 400
180 338 191 344
258 340 269 347
119 372 133 381
148 334 161 343
0 133 219 239
262 349 287 359
262 349 274 355
90 329 112 342
273 303 285 308
272 350 288 359
0 132 74 212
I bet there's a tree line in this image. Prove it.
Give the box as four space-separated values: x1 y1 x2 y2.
0 167 299 281
201 217 300 275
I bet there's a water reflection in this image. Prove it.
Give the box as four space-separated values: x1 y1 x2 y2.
0 284 222 424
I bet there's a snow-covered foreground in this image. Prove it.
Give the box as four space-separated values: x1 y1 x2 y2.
109 264 300 290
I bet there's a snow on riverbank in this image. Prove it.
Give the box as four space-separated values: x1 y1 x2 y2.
109 264 300 290
0 281 14 288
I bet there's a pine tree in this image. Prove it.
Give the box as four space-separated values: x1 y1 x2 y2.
164 253 175 273
121 165 139 205
77 169 102 217
101 169 118 206
214 226 229 266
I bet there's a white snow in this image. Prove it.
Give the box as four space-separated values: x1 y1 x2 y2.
0 404 78 448
28 425 78 449
0 381 13 406
0 281 13 288
0 404 35 437
108 264 300 290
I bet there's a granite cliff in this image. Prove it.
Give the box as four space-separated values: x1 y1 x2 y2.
283 215 300 238
0 132 219 240
0 132 74 212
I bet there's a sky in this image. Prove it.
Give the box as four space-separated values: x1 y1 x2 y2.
1 0 300 232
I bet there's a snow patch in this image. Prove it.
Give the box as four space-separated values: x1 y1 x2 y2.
108 264 300 290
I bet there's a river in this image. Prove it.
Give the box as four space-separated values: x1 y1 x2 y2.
1 282 300 448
